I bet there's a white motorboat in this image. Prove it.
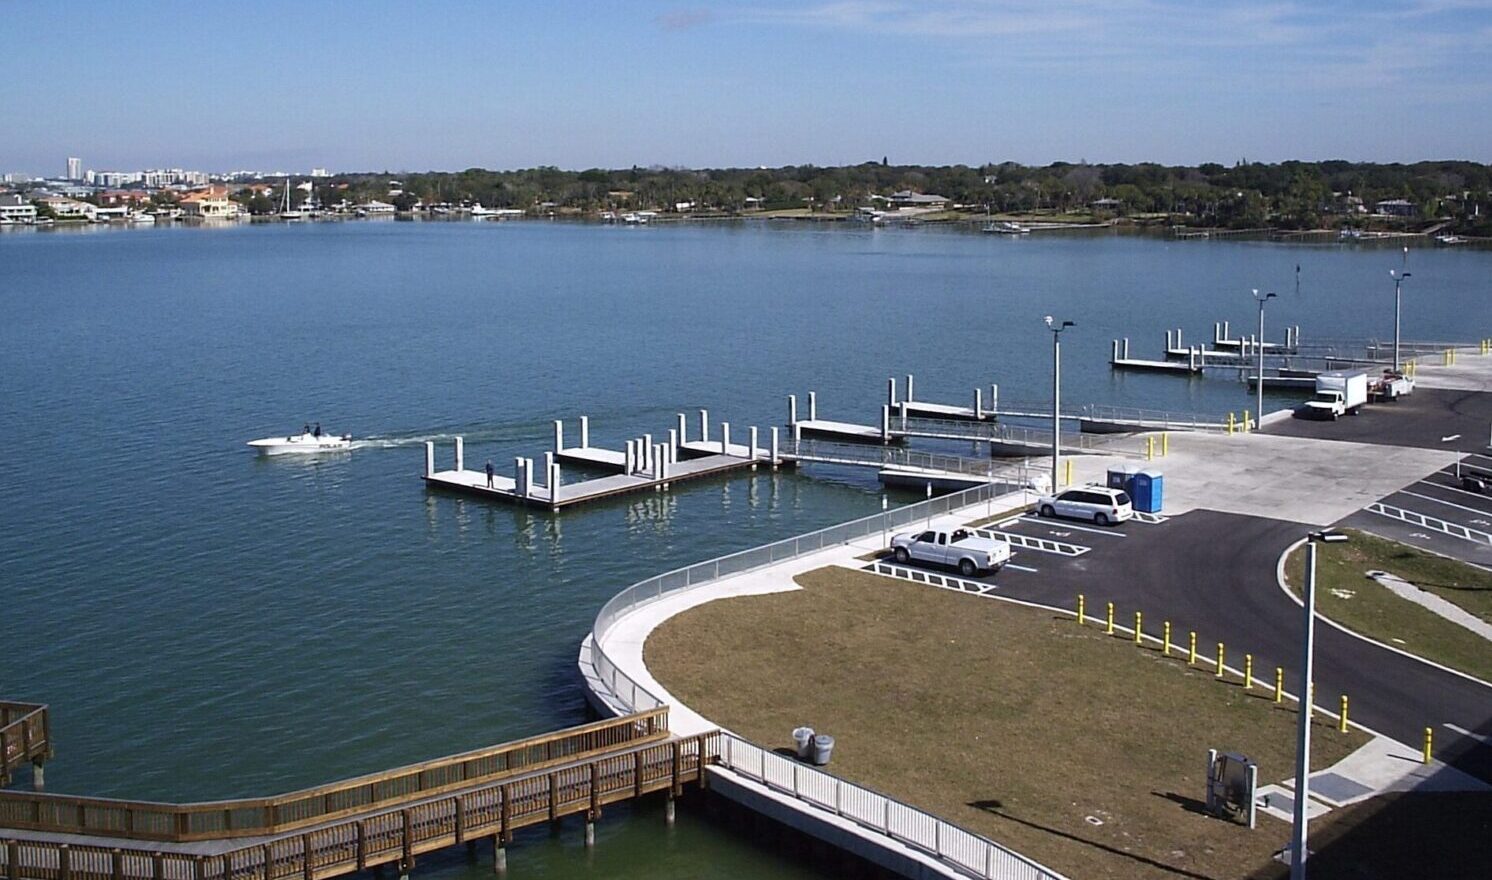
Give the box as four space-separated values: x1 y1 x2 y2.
983 220 1030 234
247 429 352 455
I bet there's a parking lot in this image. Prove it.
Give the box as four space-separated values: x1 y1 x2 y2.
1339 452 1492 567
868 506 1492 783
1264 386 1492 453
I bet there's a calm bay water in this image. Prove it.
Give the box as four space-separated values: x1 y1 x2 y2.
2 219 1487 875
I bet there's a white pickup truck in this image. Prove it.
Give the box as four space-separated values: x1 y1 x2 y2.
890 527 1010 577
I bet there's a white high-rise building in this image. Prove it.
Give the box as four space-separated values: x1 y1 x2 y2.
66 157 81 180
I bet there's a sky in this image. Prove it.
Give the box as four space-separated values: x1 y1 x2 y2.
4 0 1492 176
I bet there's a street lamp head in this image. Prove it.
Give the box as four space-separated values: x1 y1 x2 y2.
1044 315 1053 327
1308 530 1348 544
1266 292 1277 301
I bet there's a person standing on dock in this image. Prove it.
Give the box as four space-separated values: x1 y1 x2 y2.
485 459 495 488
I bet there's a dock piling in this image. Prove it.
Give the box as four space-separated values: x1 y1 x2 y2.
677 413 687 445
624 442 635 475
749 426 759 462
887 377 897 406
990 383 999 416
974 387 983 420
668 429 679 462
580 416 589 448
455 437 465 473
514 458 528 498
721 422 731 456
554 420 564 454
424 442 435 478
1111 340 1120 364
905 374 914 402
787 395 797 427
808 392 817 421
699 409 709 443
770 427 779 467
1123 338 1131 359
548 460 561 508
881 405 890 443
644 434 654 471
899 400 908 431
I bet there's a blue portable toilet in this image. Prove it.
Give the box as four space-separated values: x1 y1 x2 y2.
1107 465 1139 494
1132 469 1164 513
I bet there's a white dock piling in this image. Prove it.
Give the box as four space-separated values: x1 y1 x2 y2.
514 458 529 497
699 409 709 443
792 422 802 444
544 451 554 482
554 420 564 454
644 434 654 471
991 383 999 415
906 374 915 402
808 391 817 421
887 377 897 406
1123 338 1131 359
677 412 687 444
656 444 669 480
580 416 590 449
668 428 679 462
749 426 759 462
1166 329 1174 350
624 441 635 475
974 387 984 419
1111 339 1120 363
770 427 780 467
899 400 908 431
454 437 465 473
424 442 435 478
548 460 561 507
881 405 890 442
721 422 731 455
787 394 797 427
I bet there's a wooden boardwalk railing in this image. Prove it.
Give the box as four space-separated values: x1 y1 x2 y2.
1 733 718 880
0 709 670 843
0 705 50 788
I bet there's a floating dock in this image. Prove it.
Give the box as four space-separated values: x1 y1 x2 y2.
426 413 780 510
786 391 899 445
889 374 998 422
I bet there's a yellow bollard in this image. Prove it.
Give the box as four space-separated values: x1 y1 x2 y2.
1188 631 1197 664
1215 643 1225 678
1227 412 1236 436
1162 621 1172 656
1244 654 1253 690
1243 409 1251 433
1162 432 1170 456
1339 695 1349 733
1146 436 1154 460
1423 727 1433 764
1134 611 1143 645
1077 593 1086 626
1274 667 1284 703
1106 602 1115 635
1064 459 1073 487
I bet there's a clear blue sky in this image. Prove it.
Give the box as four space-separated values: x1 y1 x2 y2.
5 0 1491 176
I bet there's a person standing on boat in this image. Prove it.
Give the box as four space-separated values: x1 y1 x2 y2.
313 423 322 439
485 459 495 488
302 423 310 435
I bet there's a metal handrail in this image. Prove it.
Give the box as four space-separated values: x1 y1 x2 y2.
1079 404 1229 431
784 438 1037 480
584 481 1070 880
894 418 1105 450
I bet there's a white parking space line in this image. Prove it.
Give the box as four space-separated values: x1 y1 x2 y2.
1398 489 1492 519
1416 479 1492 503
1443 723 1492 746
1019 516 1127 537
1004 563 1040 573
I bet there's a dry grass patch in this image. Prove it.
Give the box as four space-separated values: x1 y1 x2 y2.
648 566 1367 880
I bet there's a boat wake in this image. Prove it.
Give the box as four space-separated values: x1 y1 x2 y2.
348 428 540 450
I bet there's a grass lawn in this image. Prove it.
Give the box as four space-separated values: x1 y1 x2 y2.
648 566 1369 880
1283 530 1492 682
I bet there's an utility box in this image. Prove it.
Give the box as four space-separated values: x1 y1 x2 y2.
1132 470 1164 513
1107 465 1139 494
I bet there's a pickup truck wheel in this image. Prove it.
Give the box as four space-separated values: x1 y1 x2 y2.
893 547 910 564
1331 412 1339 421
958 558 977 578
1094 512 1110 526
1039 504 1055 518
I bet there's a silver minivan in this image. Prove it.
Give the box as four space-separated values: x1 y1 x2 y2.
1036 486 1134 526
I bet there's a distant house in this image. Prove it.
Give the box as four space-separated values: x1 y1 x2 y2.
874 190 950 210
0 193 37 224
179 187 235 218
38 195 96 220
1375 198 1416 217
1090 197 1123 212
96 190 152 207
673 200 695 212
358 200 396 214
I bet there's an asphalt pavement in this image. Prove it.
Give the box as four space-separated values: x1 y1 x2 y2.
1264 387 1492 453
1340 453 1492 567
952 509 1492 783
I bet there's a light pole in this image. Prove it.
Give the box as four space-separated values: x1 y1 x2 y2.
1290 529 1348 880
1252 289 1276 426
1390 270 1411 373
1045 316 1074 494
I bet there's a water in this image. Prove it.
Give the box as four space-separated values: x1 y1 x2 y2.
2 220 1487 875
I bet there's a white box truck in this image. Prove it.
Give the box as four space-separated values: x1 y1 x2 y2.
1301 370 1368 420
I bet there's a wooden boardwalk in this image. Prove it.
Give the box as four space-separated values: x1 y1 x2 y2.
0 707 719 880
0 704 50 789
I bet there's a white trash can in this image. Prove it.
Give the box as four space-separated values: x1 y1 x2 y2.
811 734 835 766
792 726 815 760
